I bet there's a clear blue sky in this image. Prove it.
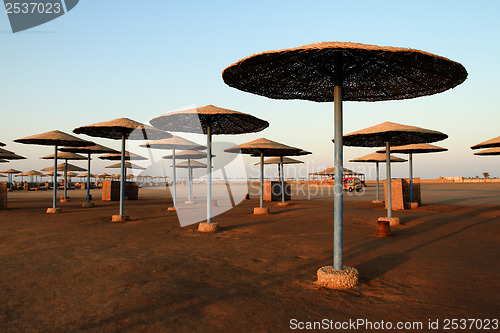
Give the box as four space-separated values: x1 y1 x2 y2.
1 1 499 179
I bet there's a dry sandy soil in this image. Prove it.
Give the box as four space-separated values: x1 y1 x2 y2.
0 183 499 332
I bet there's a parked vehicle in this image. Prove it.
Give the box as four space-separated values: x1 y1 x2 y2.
343 177 362 192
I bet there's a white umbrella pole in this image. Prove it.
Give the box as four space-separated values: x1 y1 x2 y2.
333 82 343 270
172 148 177 207
260 152 264 208
53 145 58 209
376 161 380 201
188 158 192 202
87 153 91 203
409 153 413 203
386 142 392 218
207 126 212 223
280 156 285 203
119 134 126 216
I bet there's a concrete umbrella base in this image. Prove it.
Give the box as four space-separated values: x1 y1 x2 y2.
379 216 400 226
46 207 62 214
276 202 289 207
254 207 269 215
409 202 419 209
60 197 70 203
198 222 219 233
317 266 359 289
184 201 194 205
375 219 392 237
167 207 177 211
111 215 129 222
372 200 384 204
82 202 95 208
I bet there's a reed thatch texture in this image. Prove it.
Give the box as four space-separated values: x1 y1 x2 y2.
162 150 210 160
41 152 87 160
59 144 118 155
470 136 500 150
474 147 500 156
140 136 206 150
341 122 448 147
349 152 407 163
377 143 447 154
74 118 171 140
222 41 467 102
149 105 269 135
225 138 302 156
14 130 93 147
105 162 146 170
99 151 147 161
42 163 86 172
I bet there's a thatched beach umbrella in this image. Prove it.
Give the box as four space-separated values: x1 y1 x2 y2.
471 136 500 150
17 170 43 185
343 122 447 220
1 169 21 188
41 151 87 202
256 156 311 206
225 138 302 214
0 142 5 147
99 151 147 161
149 105 268 230
105 161 146 170
42 163 86 172
0 160 8 163
174 160 207 168
222 41 466 288
474 147 500 156
349 152 407 202
60 143 118 208
162 149 209 204
139 136 205 209
0 148 26 161
14 130 92 213
73 118 171 222
377 143 447 204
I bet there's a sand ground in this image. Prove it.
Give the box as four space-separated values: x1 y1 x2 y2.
0 183 499 332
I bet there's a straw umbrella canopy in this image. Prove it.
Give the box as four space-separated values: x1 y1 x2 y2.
377 143 447 203
73 118 171 221
14 130 93 212
162 149 211 203
222 41 466 283
105 161 146 170
342 122 447 218
0 142 5 147
42 163 86 172
0 148 26 160
0 160 8 163
41 151 87 201
174 160 207 168
149 105 269 225
1 168 21 187
16 170 44 185
349 152 407 202
470 136 500 150
60 143 118 207
225 138 303 212
251 149 311 204
99 151 147 161
474 147 500 156
139 136 206 209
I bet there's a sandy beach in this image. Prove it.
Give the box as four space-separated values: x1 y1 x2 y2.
0 182 499 332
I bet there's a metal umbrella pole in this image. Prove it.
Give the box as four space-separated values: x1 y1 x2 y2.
260 152 264 208
172 148 177 207
376 161 380 201
53 145 58 209
385 142 392 219
280 156 285 204
63 160 68 200
188 158 192 202
409 153 413 203
119 134 126 216
333 78 343 271
86 153 91 203
206 125 212 223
